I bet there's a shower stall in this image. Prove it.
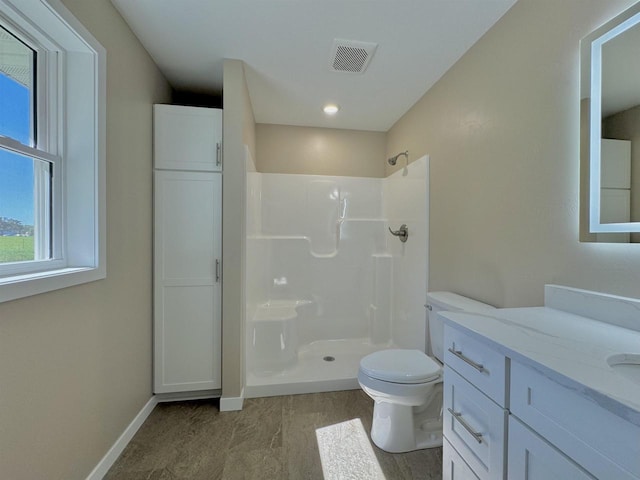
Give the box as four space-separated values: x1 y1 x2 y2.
245 156 428 397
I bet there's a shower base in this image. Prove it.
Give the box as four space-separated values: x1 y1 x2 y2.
245 337 394 398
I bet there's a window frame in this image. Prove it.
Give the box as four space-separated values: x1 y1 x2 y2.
0 0 106 303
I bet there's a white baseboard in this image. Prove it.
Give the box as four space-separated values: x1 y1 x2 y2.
85 396 158 480
220 388 244 411
87 389 243 478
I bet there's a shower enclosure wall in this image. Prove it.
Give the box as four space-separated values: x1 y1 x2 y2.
245 156 428 397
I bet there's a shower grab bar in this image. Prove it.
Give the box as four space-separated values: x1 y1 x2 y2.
388 224 408 243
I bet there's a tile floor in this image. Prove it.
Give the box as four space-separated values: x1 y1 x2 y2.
105 390 442 479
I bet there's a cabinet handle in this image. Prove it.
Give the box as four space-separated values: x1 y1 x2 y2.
216 142 221 167
215 259 220 283
447 408 483 444
448 347 485 373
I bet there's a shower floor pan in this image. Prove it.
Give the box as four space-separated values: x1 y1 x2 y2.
245 337 394 398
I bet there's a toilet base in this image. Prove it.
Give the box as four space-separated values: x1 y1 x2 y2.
370 399 443 453
414 416 443 450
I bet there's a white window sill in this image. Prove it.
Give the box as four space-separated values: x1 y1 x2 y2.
0 266 105 303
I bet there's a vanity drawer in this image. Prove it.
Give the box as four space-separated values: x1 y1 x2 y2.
444 324 508 407
443 366 507 480
443 437 480 480
510 360 640 480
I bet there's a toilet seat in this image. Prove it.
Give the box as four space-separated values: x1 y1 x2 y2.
360 349 441 384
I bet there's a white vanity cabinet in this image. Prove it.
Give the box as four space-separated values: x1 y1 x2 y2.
153 104 223 395
443 320 640 480
443 326 508 480
509 360 640 480
443 437 480 480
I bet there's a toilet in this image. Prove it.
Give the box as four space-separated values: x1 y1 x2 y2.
358 291 495 453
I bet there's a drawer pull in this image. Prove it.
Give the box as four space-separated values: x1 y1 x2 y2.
447 408 483 444
448 347 485 373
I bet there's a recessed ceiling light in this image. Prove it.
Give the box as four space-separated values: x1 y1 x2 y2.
323 104 340 115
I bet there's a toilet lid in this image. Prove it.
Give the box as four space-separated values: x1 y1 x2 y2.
360 349 441 384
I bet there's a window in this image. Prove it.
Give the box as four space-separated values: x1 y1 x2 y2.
0 0 105 303
0 25 55 267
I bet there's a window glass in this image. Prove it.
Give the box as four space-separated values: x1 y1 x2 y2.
0 26 35 145
0 26 45 265
0 151 52 264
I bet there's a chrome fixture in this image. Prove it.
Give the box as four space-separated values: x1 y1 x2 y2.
447 408 483 443
388 224 408 243
447 347 485 372
387 150 409 167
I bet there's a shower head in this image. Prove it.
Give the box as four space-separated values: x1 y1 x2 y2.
387 151 409 166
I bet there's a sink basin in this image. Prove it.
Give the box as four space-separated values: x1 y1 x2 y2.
607 354 640 385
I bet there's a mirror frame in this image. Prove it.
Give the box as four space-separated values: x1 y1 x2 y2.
582 3 640 233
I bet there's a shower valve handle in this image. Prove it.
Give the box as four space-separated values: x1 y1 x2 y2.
388 224 408 243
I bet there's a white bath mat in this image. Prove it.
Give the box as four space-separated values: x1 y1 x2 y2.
315 418 386 480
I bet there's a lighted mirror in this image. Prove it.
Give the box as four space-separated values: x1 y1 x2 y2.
581 3 640 242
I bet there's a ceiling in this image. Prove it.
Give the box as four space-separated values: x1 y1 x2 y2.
110 0 517 132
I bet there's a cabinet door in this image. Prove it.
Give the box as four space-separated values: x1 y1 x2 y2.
510 360 640 479
154 104 222 172
443 438 480 480
600 139 631 189
596 189 631 242
508 416 595 480
154 170 222 393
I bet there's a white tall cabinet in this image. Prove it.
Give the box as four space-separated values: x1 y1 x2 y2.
153 105 222 394
597 139 631 242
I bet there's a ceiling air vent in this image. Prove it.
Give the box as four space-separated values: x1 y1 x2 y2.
329 39 378 74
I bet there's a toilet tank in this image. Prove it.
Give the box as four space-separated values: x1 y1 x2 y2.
426 292 495 362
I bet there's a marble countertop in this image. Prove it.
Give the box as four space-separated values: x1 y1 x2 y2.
439 306 640 426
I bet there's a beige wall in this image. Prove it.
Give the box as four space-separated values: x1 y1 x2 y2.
222 59 255 400
387 0 640 308
0 1 171 478
256 124 386 177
